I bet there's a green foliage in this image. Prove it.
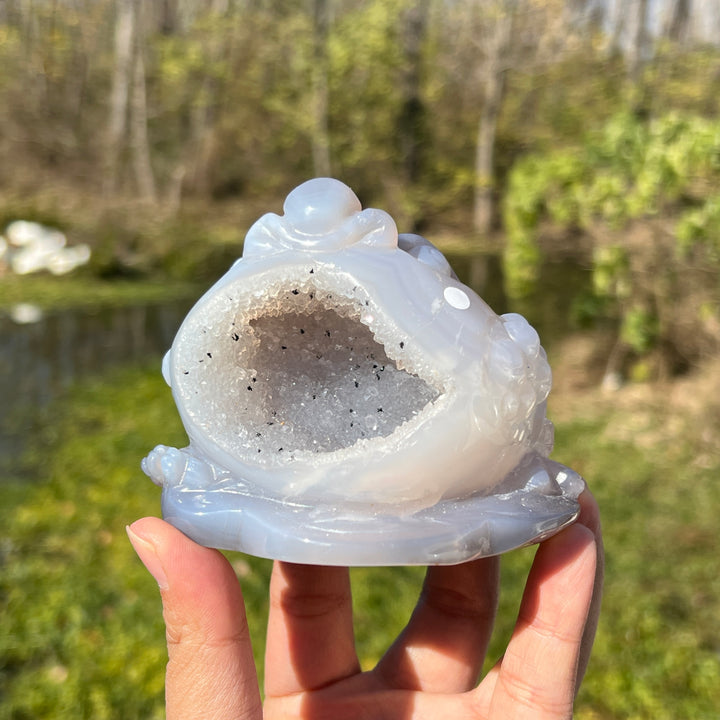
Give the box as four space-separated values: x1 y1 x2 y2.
503 152 586 296
2 0 720 245
592 245 631 301
677 194 720 262
505 110 720 271
503 111 720 367
328 0 406 175
645 43 720 119
620 305 660 354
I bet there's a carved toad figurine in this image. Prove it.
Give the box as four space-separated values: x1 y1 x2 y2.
142 178 583 565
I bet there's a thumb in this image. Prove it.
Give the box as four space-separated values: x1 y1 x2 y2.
127 517 262 720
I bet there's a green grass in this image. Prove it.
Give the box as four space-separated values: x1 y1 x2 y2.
0 275 202 312
1 364 718 719
552 414 720 720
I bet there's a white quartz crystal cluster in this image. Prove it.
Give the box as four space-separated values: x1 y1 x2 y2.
142 178 583 564
235 299 439 454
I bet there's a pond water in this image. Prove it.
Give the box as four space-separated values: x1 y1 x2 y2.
0 300 194 478
0 255 590 478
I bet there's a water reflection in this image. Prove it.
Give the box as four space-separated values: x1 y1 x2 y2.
0 301 193 477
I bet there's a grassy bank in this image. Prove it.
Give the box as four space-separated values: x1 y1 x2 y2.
1 362 718 719
0 275 203 312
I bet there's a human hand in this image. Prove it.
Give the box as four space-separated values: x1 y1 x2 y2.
127 490 602 720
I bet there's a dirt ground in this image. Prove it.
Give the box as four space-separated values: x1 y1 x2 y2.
549 332 720 469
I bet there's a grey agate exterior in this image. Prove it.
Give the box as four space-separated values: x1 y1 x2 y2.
142 178 583 565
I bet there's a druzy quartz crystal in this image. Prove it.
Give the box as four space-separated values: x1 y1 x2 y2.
142 178 584 565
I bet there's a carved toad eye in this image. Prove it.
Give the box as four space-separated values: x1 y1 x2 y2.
143 178 583 565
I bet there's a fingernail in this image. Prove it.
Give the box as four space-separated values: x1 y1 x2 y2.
126 524 169 590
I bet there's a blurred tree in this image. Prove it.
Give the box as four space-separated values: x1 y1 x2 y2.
627 0 651 85
181 0 234 201
662 0 691 43
105 0 136 196
130 9 157 202
503 111 720 375
105 0 156 200
0 0 720 310
473 0 517 237
327 0 406 198
310 0 332 177
397 0 430 188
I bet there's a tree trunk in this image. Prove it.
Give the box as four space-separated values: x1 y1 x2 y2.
398 0 430 186
159 0 178 35
310 0 331 177
627 0 651 117
130 44 157 201
663 0 691 43
105 0 135 196
473 6 514 237
185 74 217 198
606 0 627 58
176 0 235 202
627 0 650 85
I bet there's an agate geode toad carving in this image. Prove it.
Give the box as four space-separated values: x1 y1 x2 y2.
142 178 584 565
